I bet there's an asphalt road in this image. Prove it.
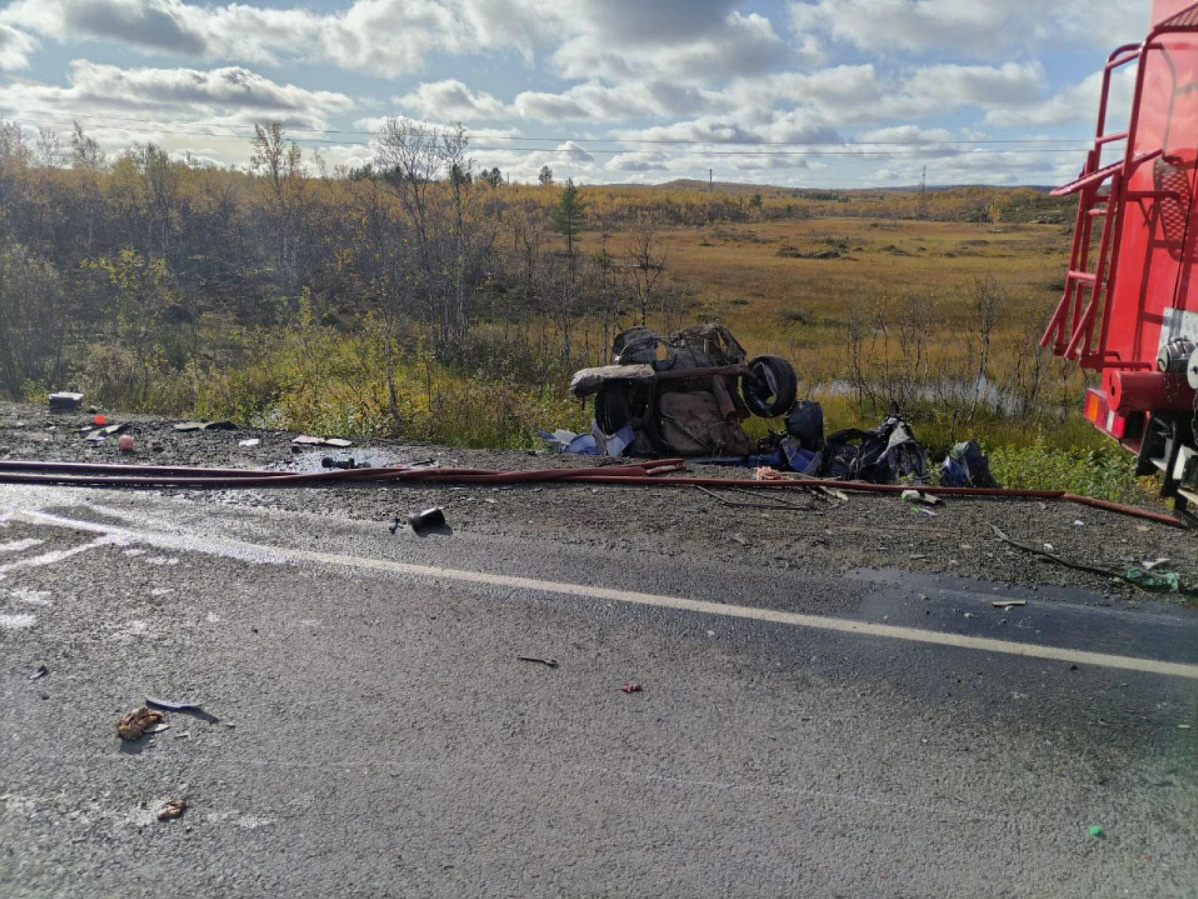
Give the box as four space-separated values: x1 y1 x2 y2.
2 484 1197 898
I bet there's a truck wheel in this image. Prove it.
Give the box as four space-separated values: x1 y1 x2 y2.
741 355 797 417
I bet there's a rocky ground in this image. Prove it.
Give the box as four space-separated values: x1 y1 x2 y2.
2 400 1194 606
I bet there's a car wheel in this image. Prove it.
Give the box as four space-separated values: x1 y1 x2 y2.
741 355 797 417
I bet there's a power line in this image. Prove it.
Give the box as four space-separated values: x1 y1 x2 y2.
6 109 1102 149
7 116 1098 158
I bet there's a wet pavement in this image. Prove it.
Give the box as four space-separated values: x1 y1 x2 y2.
2 484 1197 897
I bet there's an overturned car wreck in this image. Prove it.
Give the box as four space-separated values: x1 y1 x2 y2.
568 324 996 489
570 324 796 457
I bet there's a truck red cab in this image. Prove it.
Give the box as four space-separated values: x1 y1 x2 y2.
1045 0 1198 518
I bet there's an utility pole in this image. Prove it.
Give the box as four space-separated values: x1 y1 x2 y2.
916 165 928 220
709 168 713 192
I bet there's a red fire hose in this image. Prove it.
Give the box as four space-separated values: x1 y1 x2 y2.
0 456 1183 528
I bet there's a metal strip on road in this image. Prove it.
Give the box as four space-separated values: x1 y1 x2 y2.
13 508 1198 680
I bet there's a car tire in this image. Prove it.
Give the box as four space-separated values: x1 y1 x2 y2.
741 355 797 417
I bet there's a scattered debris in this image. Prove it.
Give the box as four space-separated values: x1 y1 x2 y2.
988 524 1187 591
92 414 107 426
963 612 977 619
911 506 938 517
901 489 942 506
117 434 135 452
145 696 210 715
48 392 83 413
156 799 187 821
81 423 128 442
150 440 165 453
694 484 812 511
517 656 559 668
292 434 353 448
940 440 1000 488
117 706 164 740
1180 724 1192 731
814 485 849 503
1125 566 1180 591
238 438 260 448
174 420 237 432
1088 825 1105 839
30 663 48 680
1073 519 1085 527
621 683 643 694
991 600 1027 610
320 456 359 470
407 507 447 535
537 427 601 456
754 466 785 481
807 411 928 483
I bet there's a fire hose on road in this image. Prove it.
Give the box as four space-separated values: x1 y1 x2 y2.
0 457 1183 528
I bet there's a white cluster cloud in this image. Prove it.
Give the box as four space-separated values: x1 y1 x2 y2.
0 23 39 70
788 0 1146 57
0 0 1157 185
0 60 356 162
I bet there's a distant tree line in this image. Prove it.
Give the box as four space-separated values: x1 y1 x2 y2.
0 117 1071 429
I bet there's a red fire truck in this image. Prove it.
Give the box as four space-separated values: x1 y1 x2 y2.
1044 0 1198 519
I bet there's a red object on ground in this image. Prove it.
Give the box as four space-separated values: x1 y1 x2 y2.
92 414 106 426
0 457 1184 529
621 683 643 694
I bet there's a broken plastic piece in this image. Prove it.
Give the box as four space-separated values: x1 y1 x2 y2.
239 438 260 448
145 696 207 713
621 683 643 693
1088 825 1104 838
117 706 163 740
901 489 942 505
174 420 237 432
48 392 83 413
292 434 353 448
157 799 187 821
408 507 447 534
517 656 559 668
1124 567 1181 592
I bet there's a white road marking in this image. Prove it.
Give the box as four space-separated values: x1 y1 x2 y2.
0 538 44 553
9 589 51 606
0 613 36 629
0 534 121 578
13 508 1198 680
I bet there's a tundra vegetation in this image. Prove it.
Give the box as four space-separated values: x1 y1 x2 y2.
0 120 1146 501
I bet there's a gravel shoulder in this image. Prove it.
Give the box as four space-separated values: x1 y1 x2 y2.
2 400 1195 606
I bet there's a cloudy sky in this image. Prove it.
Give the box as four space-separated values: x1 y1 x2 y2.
0 0 1153 186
